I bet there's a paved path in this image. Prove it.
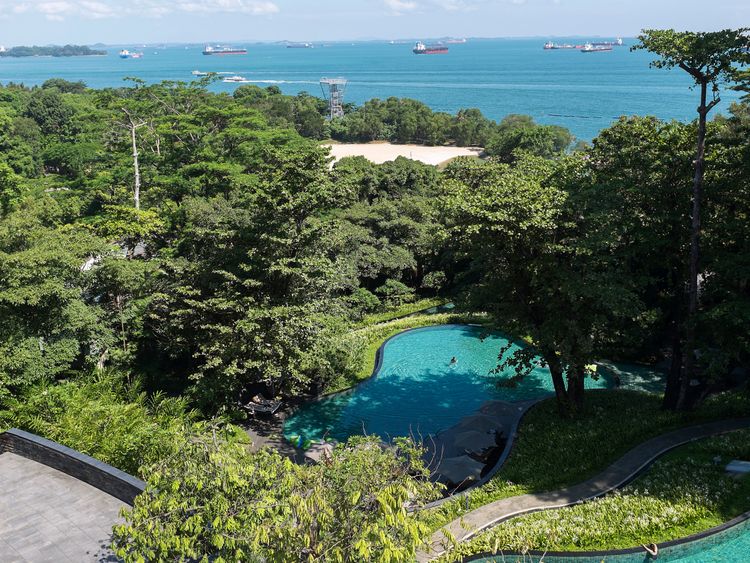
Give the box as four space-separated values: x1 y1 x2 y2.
0 453 125 562
418 418 750 561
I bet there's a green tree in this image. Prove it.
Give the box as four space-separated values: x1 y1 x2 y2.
24 88 76 138
42 78 87 94
146 143 349 407
486 115 573 162
112 430 440 562
444 155 637 414
0 162 22 215
634 28 750 409
0 205 109 401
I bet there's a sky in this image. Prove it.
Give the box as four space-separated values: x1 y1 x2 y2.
0 0 747 45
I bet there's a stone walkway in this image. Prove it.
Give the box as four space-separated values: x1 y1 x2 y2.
0 453 125 562
418 418 750 561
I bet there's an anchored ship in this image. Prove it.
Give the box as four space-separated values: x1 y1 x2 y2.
544 41 582 50
202 45 248 56
119 50 143 59
581 43 612 53
592 38 624 47
413 41 449 55
545 38 623 50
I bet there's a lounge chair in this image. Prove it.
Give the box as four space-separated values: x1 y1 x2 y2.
238 394 282 416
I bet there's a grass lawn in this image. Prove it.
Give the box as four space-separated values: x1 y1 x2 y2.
421 390 750 532
438 428 750 560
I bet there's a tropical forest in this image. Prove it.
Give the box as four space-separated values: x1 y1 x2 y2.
0 29 749 563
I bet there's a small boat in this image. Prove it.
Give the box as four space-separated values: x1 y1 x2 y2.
192 70 209 76
222 75 247 83
413 41 449 55
581 43 612 53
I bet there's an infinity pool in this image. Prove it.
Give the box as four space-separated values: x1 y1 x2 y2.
471 515 750 562
284 324 664 443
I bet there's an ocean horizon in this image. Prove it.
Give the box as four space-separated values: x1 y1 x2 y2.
1 38 743 140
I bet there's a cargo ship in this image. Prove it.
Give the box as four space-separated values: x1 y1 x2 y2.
543 42 582 50
545 38 622 50
119 50 143 59
202 45 247 56
286 42 313 49
413 41 448 55
592 38 624 47
581 43 612 53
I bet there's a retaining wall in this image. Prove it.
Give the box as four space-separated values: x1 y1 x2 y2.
0 428 145 504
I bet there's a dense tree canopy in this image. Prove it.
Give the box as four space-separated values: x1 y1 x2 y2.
1 30 749 557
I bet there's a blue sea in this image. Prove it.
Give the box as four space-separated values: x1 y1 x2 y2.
0 39 743 140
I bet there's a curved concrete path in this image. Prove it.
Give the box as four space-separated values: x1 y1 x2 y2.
418 418 750 561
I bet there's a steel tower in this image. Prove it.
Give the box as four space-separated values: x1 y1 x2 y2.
320 77 347 119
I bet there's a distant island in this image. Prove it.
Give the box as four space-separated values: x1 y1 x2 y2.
0 45 107 58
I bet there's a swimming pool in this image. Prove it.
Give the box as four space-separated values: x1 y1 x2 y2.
284 324 664 443
467 512 750 562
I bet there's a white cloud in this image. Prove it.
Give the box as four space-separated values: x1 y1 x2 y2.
0 0 279 20
384 0 418 14
434 0 474 11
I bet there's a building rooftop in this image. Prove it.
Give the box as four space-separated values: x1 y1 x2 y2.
0 452 125 562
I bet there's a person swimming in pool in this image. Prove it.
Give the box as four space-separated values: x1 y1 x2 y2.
643 543 659 560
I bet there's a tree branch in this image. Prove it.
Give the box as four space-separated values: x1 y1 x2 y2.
678 62 704 81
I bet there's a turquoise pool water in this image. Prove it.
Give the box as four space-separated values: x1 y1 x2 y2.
471 515 750 562
284 324 663 442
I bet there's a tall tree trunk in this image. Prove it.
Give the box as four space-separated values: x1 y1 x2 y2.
566 366 585 413
130 122 141 211
662 322 683 410
543 350 570 415
678 80 709 410
662 281 685 410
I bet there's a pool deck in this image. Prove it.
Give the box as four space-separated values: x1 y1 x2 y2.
243 413 306 463
417 418 750 561
0 452 124 562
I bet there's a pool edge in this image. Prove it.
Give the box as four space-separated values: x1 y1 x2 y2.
462 509 750 562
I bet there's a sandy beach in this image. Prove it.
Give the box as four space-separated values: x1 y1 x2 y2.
324 142 483 166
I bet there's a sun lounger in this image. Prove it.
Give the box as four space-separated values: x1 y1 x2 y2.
239 395 282 416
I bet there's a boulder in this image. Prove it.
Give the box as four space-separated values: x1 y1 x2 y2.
454 414 503 434
434 455 484 486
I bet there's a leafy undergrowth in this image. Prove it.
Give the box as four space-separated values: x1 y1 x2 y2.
421 390 750 532
355 298 448 328
437 429 750 560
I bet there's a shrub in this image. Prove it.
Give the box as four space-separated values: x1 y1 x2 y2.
376 279 416 308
